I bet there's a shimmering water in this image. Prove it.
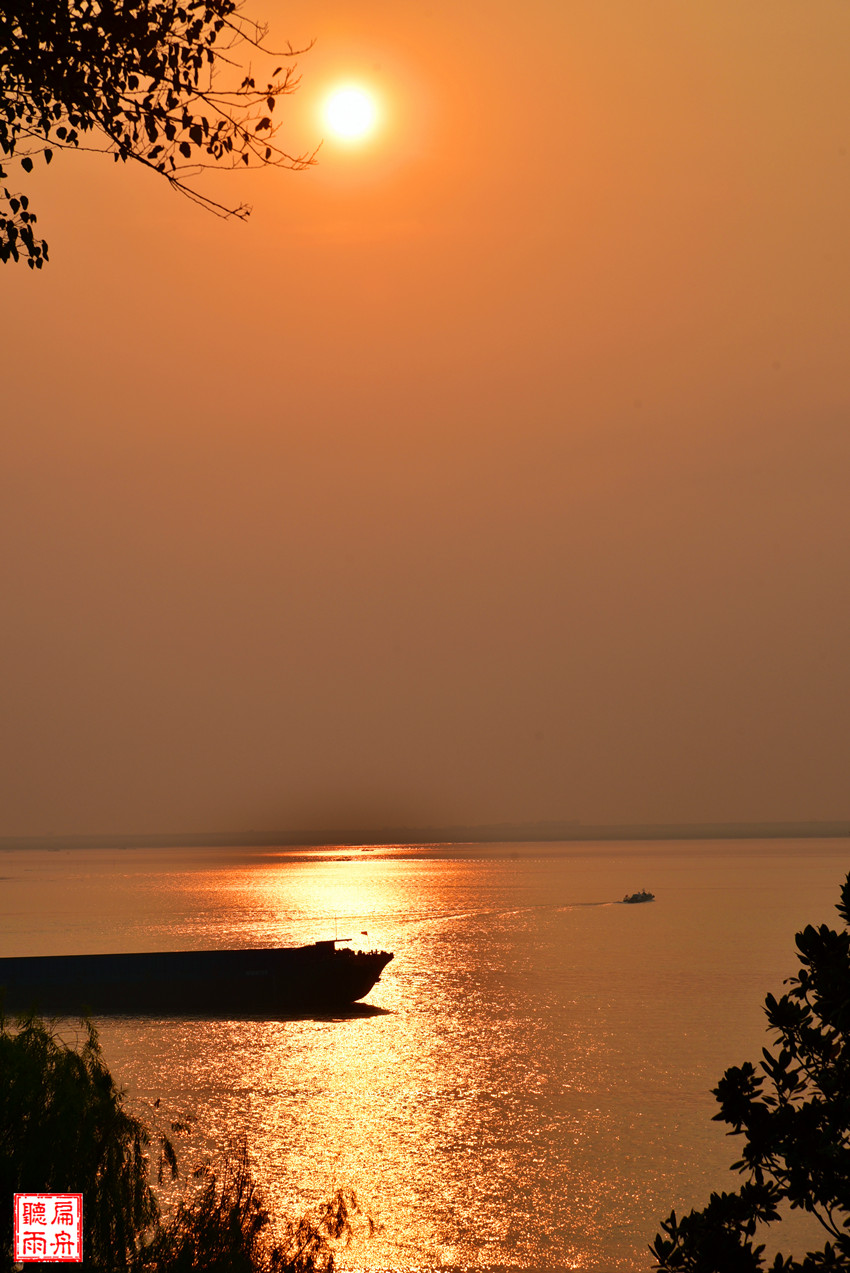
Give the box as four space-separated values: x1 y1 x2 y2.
1 839 847 1271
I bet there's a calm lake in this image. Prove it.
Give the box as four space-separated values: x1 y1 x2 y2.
1 838 847 1271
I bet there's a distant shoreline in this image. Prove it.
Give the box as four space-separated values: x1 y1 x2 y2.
1 820 848 852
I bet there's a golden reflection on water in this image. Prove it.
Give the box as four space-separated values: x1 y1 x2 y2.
3 841 846 1270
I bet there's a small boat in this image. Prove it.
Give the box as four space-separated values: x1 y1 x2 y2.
622 890 655 904
0 940 393 1017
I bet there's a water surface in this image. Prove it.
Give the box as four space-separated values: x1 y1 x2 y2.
1 838 846 1271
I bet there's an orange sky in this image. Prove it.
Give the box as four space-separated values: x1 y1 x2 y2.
1 0 848 836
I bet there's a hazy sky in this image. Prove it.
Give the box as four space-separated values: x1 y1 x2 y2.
2 0 848 837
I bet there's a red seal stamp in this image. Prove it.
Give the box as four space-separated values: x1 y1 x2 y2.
13 1194 82 1263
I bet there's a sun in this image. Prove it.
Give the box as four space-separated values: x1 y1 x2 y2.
323 85 379 143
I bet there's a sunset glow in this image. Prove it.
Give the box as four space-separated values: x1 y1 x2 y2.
4 0 850 1268
322 85 379 141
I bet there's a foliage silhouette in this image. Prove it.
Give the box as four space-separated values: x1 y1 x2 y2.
0 1014 372 1272
140 1139 371 1272
651 871 850 1272
0 0 315 266
0 1014 158 1270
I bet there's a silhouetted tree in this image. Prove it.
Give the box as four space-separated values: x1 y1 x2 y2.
0 0 314 266
139 1139 371 1272
0 1014 372 1272
0 1015 159 1269
651 871 850 1272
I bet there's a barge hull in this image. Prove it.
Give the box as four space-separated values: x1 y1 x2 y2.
0 943 393 1016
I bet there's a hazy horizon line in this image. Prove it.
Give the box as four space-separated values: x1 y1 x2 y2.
2 817 848 851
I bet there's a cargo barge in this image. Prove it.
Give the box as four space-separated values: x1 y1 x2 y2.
0 940 393 1016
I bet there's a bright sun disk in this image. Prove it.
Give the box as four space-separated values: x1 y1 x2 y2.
324 86 378 142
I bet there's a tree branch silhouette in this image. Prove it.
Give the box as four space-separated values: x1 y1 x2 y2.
651 872 850 1272
0 0 317 266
